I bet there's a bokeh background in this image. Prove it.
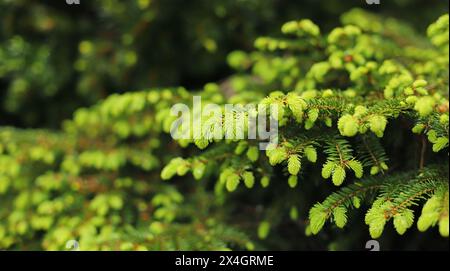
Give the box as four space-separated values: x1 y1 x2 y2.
1 0 448 128
0 0 448 251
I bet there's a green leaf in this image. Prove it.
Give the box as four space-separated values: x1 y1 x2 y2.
288 155 301 175
309 204 327 235
347 160 363 178
365 202 387 239
414 96 436 117
412 124 425 134
413 79 428 88
332 165 346 186
439 217 449 237
333 207 347 228
192 161 206 180
417 195 441 232
338 114 359 137
109 195 123 210
260 176 270 188
322 161 336 179
304 146 317 163
354 105 367 116
427 130 438 143
304 119 315 130
258 221 271 239
440 114 449 124
370 166 379 175
288 175 298 188
268 147 287 166
368 115 387 138
161 158 183 180
308 108 319 122
226 173 240 192
432 137 448 152
393 209 414 235
369 222 385 239
352 197 361 209
176 162 189 176
242 171 255 188
219 168 233 184
290 207 299 221
235 141 248 155
286 93 306 121
246 146 259 162
194 138 210 149
324 117 333 127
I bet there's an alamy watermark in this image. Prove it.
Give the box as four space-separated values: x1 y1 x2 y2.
66 0 80 4
365 240 380 251
365 0 380 5
169 96 279 150
65 239 80 251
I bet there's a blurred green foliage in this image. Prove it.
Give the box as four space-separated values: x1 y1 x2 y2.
0 1 449 251
0 0 448 127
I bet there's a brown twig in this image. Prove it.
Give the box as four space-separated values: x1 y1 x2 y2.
419 135 427 170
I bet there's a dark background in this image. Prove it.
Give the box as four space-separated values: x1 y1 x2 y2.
1 0 448 128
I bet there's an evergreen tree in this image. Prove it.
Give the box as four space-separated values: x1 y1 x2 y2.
0 7 448 250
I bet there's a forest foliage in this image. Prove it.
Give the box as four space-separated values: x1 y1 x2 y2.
0 1 449 250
